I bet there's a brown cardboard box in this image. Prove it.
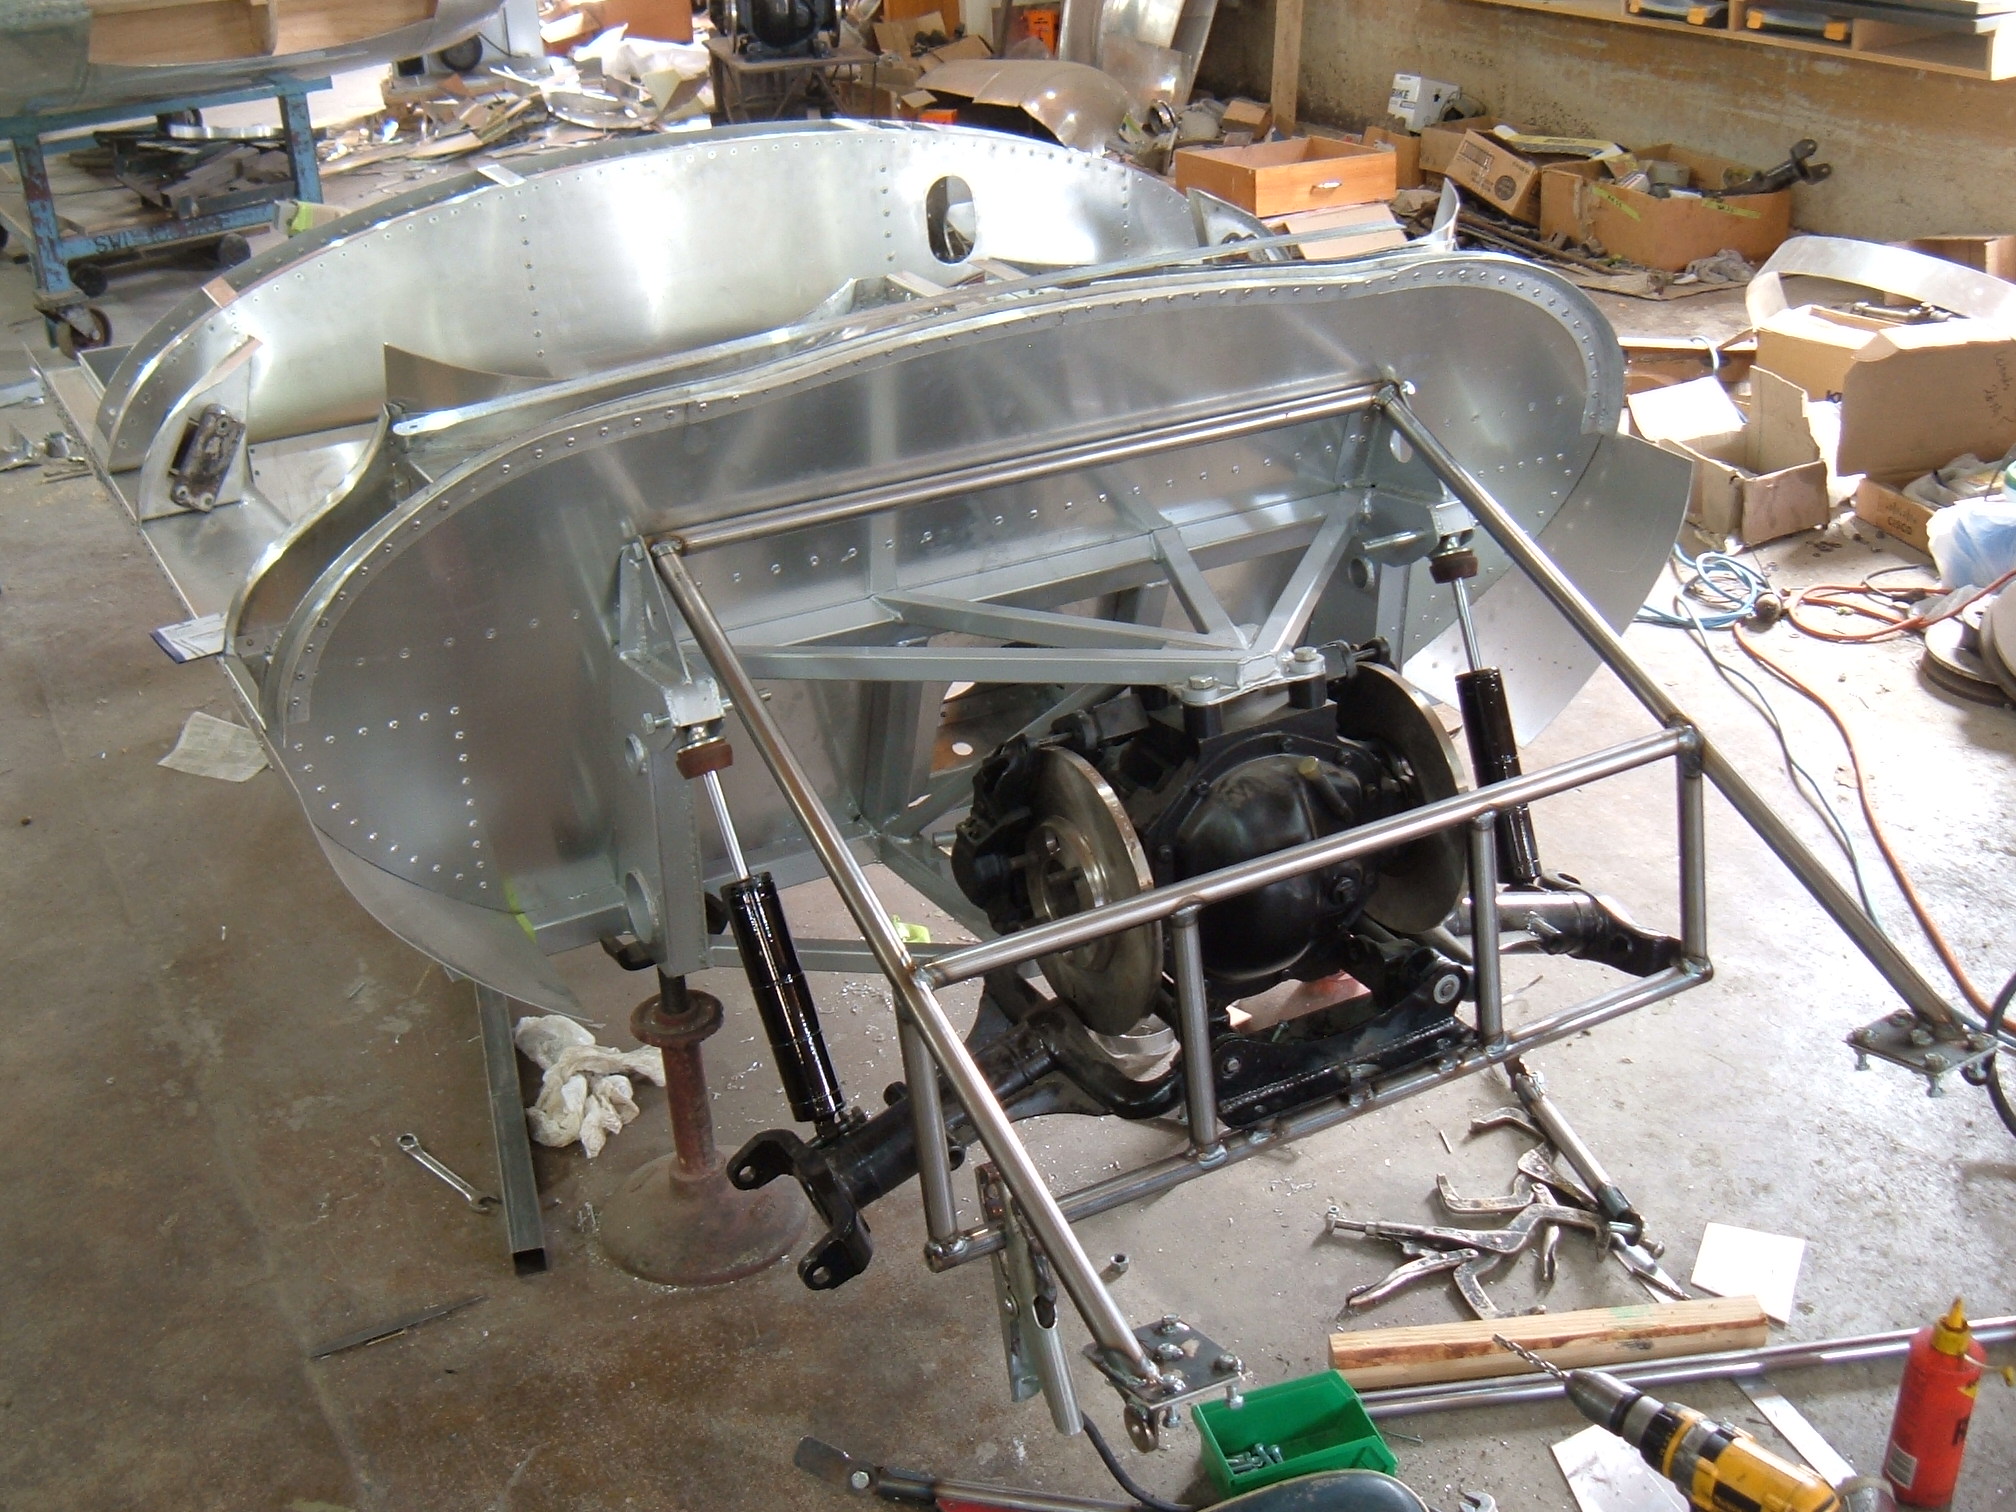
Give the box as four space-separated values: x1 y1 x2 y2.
1537 146 1792 272
1446 131 1546 222
1628 371 1828 544
1173 137 1397 217
1220 98 1273 136
1899 235 2016 281
1418 115 1493 175
1852 479 1935 552
1263 204 1408 260
1753 306 1893 399
1363 125 1423 190
579 0 693 40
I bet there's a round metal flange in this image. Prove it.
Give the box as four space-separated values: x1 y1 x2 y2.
1024 748 1163 1036
1921 614 2008 705
598 1154 806 1287
1332 662 1468 933
1981 589 2016 705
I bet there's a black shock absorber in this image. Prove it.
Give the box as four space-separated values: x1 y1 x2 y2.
1433 543 1543 887
678 732 853 1135
725 870 850 1133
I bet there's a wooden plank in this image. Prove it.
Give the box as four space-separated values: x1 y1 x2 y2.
1329 1295 1770 1390
1269 0 1305 135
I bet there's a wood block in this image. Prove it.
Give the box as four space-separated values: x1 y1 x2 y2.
1329 1296 1770 1390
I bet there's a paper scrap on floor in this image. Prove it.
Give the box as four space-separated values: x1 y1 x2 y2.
152 611 227 663
515 1014 668 1157
1553 1424 1688 1512
1691 1222 1806 1324
158 711 269 782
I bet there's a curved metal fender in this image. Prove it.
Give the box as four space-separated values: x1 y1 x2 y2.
95 123 1198 470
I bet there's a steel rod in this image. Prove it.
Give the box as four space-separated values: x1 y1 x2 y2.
702 768 751 881
925 729 1688 989
1469 813 1504 1047
1171 908 1222 1159
1380 392 1966 1032
1679 744 1708 962
652 545 1151 1376
672 384 1384 553
900 1013 959 1248
1450 576 1483 671
1359 1317 2016 1420
933 960 1707 1266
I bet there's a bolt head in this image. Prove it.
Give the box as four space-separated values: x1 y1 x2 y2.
848 1469 872 1491
1291 645 1321 664
1223 1056 1242 1075
1909 1027 1936 1047
1187 675 1217 691
1924 1052 1950 1073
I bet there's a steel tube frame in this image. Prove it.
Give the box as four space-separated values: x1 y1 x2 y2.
1679 742 1709 962
652 545 1154 1378
1378 392 1966 1031
672 382 1385 554
1171 908 1222 1160
1469 813 1505 1047
1359 1316 2016 1420
925 728 1688 988
900 1013 960 1247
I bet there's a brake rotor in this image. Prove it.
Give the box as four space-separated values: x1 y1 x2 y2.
1332 663 1468 934
1023 748 1164 1035
1922 609 2007 706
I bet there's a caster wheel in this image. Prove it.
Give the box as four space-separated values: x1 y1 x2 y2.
437 36 483 73
214 232 252 269
54 306 112 358
69 262 108 298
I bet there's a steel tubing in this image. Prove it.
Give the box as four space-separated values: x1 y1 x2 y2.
1171 908 1222 1158
1469 813 1504 1046
673 382 1385 553
925 728 1688 989
1678 743 1708 962
1379 392 1966 1031
1359 1317 2016 1420
899 1014 960 1246
935 959 1708 1266
652 545 1152 1375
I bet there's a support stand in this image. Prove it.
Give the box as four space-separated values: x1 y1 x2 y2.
600 972 804 1286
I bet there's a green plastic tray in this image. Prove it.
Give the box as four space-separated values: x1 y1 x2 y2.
1195 1371 1398 1497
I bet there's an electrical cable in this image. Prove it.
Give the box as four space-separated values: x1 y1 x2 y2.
1986 969 2016 1139
1733 626 1992 1018
1635 548 1776 630
1079 1415 1190 1512
1784 563 2016 644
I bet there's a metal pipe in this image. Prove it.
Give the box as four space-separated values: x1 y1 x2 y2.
1507 1056 1634 1230
475 984 548 1275
926 728 1688 989
934 960 1707 1266
1380 392 1967 1032
899 1013 959 1248
702 768 750 880
1171 908 1222 1159
916 1481 1134 1512
673 383 1384 553
1679 744 1708 962
1450 575 1483 670
1469 813 1504 1047
1359 1317 2016 1421
652 545 1152 1376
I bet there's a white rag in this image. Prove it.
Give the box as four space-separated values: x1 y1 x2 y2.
514 1015 666 1157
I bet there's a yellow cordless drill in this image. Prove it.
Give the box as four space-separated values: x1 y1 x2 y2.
1495 1337 1842 1512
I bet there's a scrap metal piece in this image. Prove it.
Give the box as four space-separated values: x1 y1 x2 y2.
307 1294 486 1359
166 403 246 512
1749 235 2016 324
914 60 1131 152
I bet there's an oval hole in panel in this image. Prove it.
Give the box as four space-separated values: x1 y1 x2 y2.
925 175 977 264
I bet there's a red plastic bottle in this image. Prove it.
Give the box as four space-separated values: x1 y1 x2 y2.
1883 1298 1986 1507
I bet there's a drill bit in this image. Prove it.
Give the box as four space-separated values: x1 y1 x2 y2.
1492 1334 1566 1380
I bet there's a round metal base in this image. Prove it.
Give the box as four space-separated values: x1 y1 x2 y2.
599 1154 805 1287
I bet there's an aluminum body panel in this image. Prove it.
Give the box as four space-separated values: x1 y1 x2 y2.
96 124 1198 469
242 252 1663 1000
0 0 499 117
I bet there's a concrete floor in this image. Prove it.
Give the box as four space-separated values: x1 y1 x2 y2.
2 120 2013 1512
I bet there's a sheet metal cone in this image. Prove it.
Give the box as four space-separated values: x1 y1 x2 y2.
599 1152 805 1287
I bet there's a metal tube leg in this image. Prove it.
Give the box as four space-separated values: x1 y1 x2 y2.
652 544 1154 1377
1380 393 1965 1032
1469 812 1504 1046
899 1012 960 1249
1679 745 1708 963
1172 907 1222 1160
12 133 77 304
475 985 548 1275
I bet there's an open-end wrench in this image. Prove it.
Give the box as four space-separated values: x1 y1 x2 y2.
397 1132 497 1212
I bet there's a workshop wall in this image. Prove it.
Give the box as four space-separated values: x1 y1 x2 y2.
1199 0 2016 242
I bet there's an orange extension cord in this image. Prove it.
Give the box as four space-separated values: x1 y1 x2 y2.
1784 563 2016 644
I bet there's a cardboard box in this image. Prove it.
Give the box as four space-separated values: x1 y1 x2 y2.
1220 98 1273 136
1363 125 1422 190
1446 130 1547 222
1834 320 2016 484
577 0 693 41
1628 371 1828 544
1387 72 1460 131
1852 478 1935 552
1173 137 1397 217
1898 234 2016 282
1418 114 1493 175
1263 204 1408 260
1753 305 1892 399
1537 145 1792 272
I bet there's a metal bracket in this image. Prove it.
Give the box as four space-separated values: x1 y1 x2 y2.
1085 1313 1248 1446
1849 1010 1997 1096
979 1164 1082 1435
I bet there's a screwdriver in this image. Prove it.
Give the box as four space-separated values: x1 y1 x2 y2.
1493 1335 1843 1512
